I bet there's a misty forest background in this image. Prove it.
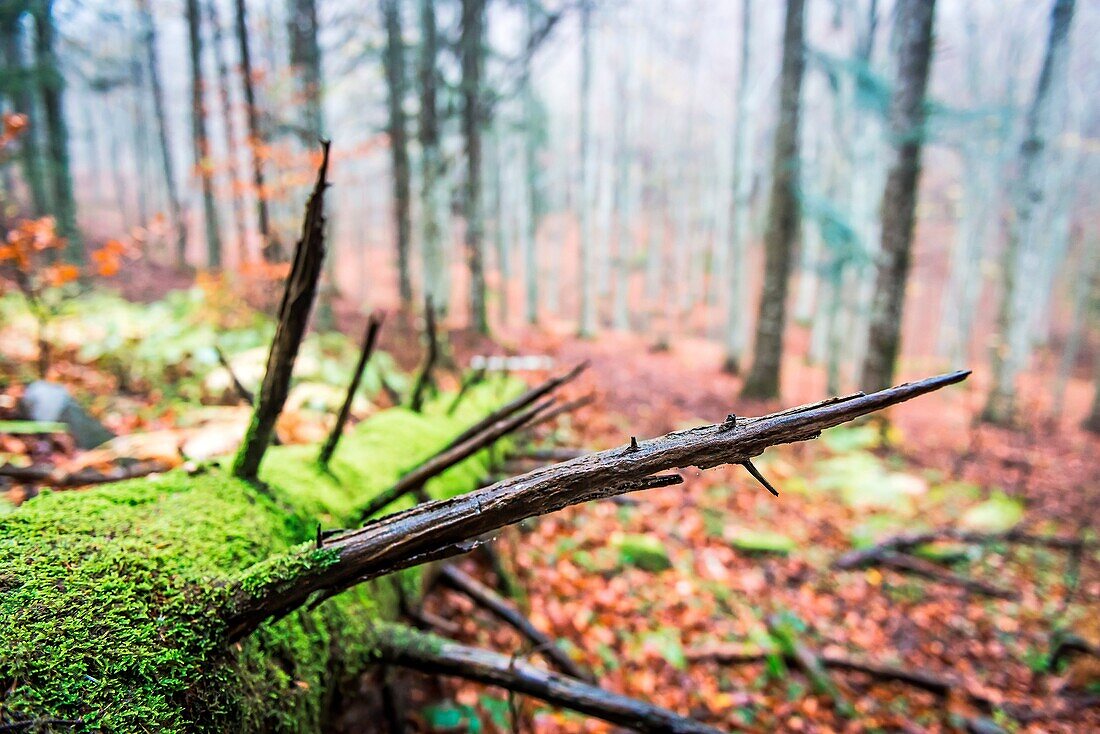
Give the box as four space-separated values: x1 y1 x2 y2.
2 0 1099 426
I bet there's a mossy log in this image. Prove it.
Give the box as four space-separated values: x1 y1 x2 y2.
0 385 517 733
0 371 969 732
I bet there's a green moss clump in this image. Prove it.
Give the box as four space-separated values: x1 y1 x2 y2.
0 379 521 732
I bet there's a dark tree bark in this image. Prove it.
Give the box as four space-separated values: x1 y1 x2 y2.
1085 352 1100 435
233 0 275 260
461 0 489 334
185 0 223 269
232 143 330 481
982 0 1076 424
382 0 413 308
858 0 937 393
741 0 805 399
0 12 49 217
207 0 247 262
417 0 448 312
30 0 81 263
287 0 323 142
372 624 722 734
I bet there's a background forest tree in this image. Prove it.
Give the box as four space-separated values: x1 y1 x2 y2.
0 0 1098 422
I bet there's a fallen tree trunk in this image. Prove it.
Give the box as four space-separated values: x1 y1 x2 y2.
0 371 966 732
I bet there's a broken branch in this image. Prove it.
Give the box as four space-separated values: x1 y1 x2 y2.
225 370 969 642
357 396 556 521
439 564 593 681
371 624 725 734
232 141 331 481
408 296 439 413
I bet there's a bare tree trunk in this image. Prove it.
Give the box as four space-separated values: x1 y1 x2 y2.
185 0 223 269
983 0 1075 425
576 0 596 337
31 0 81 263
1053 233 1097 417
0 13 49 217
233 0 275 261
461 0 488 334
207 0 248 263
611 6 634 332
383 0 413 308
520 0 543 325
859 0 937 393
741 0 805 399
1085 348 1100 435
418 0 448 313
287 0 323 143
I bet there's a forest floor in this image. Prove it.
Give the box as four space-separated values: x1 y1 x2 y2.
1 279 1097 733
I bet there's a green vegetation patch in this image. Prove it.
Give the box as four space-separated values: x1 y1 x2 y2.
615 534 672 572
0 379 520 733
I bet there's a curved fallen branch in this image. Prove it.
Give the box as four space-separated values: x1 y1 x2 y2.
225 370 970 641
357 395 557 520
834 527 1091 570
372 623 725 734
438 564 593 681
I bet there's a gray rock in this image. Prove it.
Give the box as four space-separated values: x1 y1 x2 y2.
20 381 115 449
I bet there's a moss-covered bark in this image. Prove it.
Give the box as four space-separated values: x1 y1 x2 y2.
0 383 516 732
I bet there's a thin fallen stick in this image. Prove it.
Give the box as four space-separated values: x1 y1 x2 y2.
357 397 557 521
371 623 725 734
215 346 255 405
408 296 439 413
439 564 593 681
834 528 1092 569
318 313 384 467
445 362 589 450
874 551 1019 600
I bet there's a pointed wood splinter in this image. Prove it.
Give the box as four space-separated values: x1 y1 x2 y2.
628 436 639 452
741 459 779 496
719 414 738 432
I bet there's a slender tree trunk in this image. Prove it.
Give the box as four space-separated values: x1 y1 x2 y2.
461 0 488 334
185 0 223 269
611 8 634 332
287 0 323 143
1052 233 1097 417
1085 348 1100 435
233 0 275 261
858 0 936 393
741 0 806 399
137 0 188 266
418 0 448 313
31 0 81 262
519 0 543 325
383 0 413 308
982 0 1075 425
721 0 756 376
577 0 596 337
207 0 247 263
0 14 49 217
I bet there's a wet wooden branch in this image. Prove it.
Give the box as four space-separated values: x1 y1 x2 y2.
687 644 954 697
371 624 725 734
0 460 169 488
445 362 588 450
357 396 556 520
318 313 384 467
408 297 439 413
232 141 330 481
522 394 596 432
225 370 969 641
439 564 593 681
834 528 1092 570
872 551 1019 600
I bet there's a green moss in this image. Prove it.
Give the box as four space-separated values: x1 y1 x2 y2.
0 379 522 732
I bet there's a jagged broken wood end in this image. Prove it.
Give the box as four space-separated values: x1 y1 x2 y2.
226 369 970 641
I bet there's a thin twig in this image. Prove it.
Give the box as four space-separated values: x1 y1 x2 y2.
408 296 439 413
318 313 384 467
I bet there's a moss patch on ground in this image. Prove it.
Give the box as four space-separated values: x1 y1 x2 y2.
0 380 519 732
